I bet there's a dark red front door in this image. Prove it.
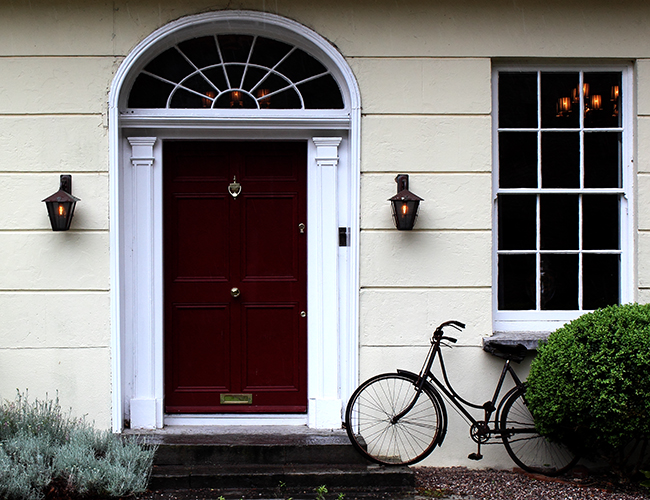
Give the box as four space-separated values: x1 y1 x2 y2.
164 141 307 413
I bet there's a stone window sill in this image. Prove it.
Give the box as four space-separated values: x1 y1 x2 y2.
482 331 550 351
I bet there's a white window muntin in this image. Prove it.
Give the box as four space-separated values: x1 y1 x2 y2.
492 63 634 332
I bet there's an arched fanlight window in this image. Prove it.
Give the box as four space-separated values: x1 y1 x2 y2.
128 34 344 109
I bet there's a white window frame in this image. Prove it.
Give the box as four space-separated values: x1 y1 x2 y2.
492 63 635 335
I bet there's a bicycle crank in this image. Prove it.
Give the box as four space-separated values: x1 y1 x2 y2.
470 421 491 444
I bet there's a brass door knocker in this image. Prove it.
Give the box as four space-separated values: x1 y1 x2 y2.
228 176 241 198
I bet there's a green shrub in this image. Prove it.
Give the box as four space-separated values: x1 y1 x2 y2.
526 303 650 474
0 391 156 500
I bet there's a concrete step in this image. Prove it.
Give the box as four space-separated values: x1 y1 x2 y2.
127 426 415 496
149 463 415 491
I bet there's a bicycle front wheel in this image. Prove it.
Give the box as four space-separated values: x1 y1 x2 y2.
345 373 442 465
501 387 578 476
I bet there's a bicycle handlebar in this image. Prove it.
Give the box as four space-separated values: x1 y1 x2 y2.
436 320 465 331
432 320 465 341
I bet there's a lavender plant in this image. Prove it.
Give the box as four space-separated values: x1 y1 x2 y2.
0 391 156 500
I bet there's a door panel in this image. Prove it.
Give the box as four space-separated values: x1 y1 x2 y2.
243 195 298 279
171 304 230 390
164 141 307 413
174 195 229 280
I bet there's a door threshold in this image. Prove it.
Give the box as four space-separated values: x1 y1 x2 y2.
163 413 309 427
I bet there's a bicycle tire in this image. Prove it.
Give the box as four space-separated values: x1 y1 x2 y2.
500 387 579 476
345 373 442 465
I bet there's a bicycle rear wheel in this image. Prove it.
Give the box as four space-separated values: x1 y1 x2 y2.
345 373 442 465
501 387 578 476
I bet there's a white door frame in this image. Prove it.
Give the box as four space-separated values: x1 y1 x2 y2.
108 11 360 431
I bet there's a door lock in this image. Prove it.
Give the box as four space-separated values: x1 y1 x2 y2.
230 287 241 298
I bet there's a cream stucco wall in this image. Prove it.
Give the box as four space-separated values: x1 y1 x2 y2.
1 0 650 468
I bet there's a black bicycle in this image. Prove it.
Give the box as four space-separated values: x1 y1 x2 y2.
344 320 578 476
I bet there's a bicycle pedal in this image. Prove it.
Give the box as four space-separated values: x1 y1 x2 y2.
467 452 483 461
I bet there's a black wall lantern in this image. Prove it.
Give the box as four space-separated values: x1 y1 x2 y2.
389 174 423 231
43 175 80 231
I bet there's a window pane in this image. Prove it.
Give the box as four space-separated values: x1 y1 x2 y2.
583 195 620 250
498 195 536 250
217 35 254 63
144 47 194 83
499 72 537 128
250 37 293 68
541 73 579 129
541 132 579 188
298 75 344 109
540 254 578 310
178 36 221 69
584 132 621 188
128 73 174 108
540 195 578 250
499 132 537 188
498 254 536 310
584 72 622 128
583 254 620 310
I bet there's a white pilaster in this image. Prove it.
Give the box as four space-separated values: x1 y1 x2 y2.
309 137 343 428
127 137 163 429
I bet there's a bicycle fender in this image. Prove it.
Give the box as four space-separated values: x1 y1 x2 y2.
496 385 522 424
396 369 448 448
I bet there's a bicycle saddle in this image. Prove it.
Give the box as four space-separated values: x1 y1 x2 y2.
483 342 528 363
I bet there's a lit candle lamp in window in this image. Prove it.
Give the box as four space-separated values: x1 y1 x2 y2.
202 90 216 108
230 90 243 108
611 85 620 117
256 88 271 108
556 97 572 117
591 94 602 111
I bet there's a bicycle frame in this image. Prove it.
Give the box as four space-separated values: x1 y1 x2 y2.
394 322 524 439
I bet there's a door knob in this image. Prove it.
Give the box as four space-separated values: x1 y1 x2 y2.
231 287 241 298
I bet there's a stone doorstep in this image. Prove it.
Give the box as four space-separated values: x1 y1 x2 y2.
149 463 415 490
130 426 415 496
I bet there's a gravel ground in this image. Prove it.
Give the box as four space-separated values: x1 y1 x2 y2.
415 467 650 500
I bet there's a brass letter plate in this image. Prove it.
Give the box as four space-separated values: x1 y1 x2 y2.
220 393 253 405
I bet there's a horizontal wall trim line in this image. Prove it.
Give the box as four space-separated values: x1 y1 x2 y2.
0 172 108 175
0 346 110 351
0 230 108 234
361 171 491 175
0 289 109 293
0 113 103 117
361 344 481 348
360 286 491 290
0 55 122 59
360 228 491 233
0 289 108 294
361 112 491 117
